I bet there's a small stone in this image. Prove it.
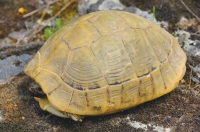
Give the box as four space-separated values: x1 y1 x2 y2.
192 77 200 84
22 116 25 120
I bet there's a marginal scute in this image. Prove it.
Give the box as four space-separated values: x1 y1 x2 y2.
171 37 187 65
160 28 173 45
169 49 182 75
151 68 166 97
23 52 41 79
47 81 74 112
169 37 187 80
139 75 153 97
35 69 62 94
86 88 107 114
160 61 178 91
107 85 122 112
67 90 87 114
122 79 139 102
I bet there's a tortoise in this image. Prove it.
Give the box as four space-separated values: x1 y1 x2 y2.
24 10 187 121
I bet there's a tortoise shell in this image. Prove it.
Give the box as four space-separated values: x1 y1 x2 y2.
24 10 186 121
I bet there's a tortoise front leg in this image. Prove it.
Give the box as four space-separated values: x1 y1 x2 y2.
34 97 83 121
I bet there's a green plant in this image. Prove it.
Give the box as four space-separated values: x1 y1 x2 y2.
54 18 62 30
43 28 53 40
152 6 156 21
43 18 66 40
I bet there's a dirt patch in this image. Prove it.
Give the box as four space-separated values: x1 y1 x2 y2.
0 74 199 131
0 0 38 38
121 0 200 31
0 42 43 60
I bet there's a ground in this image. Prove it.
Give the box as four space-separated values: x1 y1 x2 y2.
0 71 200 131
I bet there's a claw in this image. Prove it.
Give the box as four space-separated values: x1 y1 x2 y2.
34 97 83 121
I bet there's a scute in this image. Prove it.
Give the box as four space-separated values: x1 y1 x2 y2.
87 11 129 36
115 11 152 29
122 28 161 77
47 81 74 112
145 28 169 62
35 69 62 94
61 47 107 90
24 52 41 79
24 10 187 119
61 21 101 49
39 39 70 77
91 36 136 85
160 61 178 90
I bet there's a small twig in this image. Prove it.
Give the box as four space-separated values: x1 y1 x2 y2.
39 0 53 23
180 0 200 22
28 0 75 41
23 9 39 18
23 0 58 18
